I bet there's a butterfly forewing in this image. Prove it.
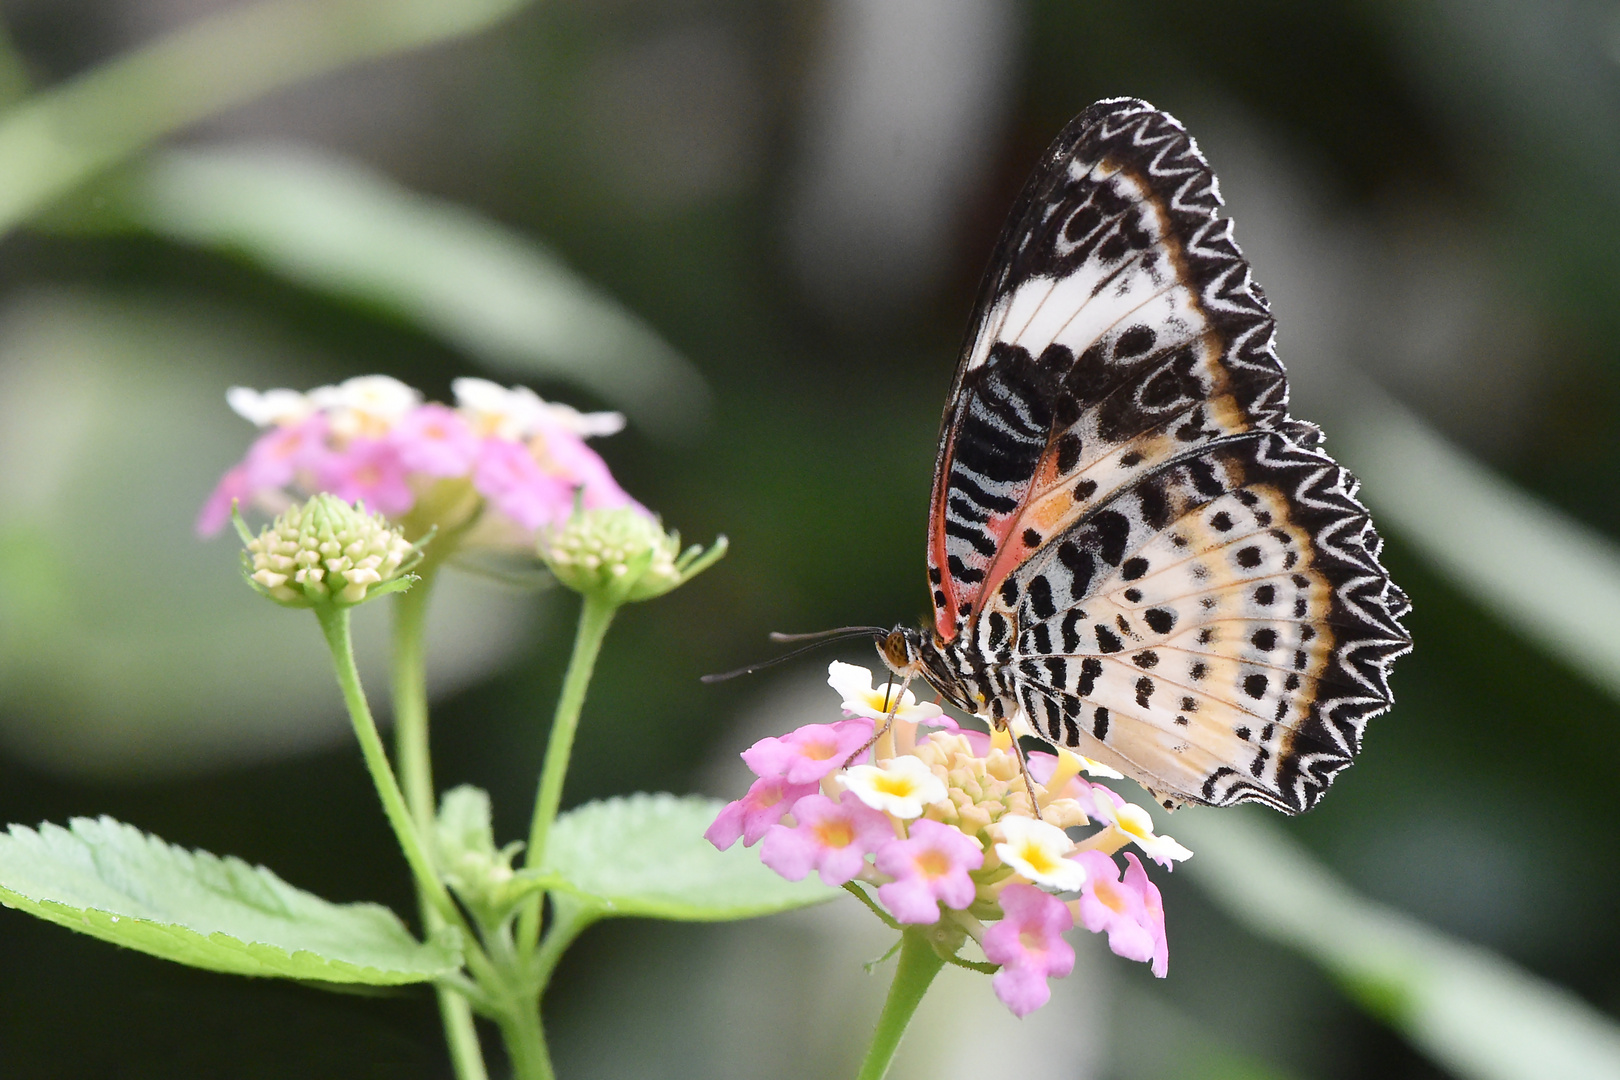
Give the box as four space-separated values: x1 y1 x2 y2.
922 98 1410 813
928 100 1320 637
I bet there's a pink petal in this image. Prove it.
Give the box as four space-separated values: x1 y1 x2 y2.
472 438 575 531
704 799 748 851
196 464 251 537
741 719 873 784
878 876 946 924
991 965 1054 1018
392 403 480 477
1122 853 1169 977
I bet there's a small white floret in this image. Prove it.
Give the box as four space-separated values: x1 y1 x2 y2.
843 756 947 819
1090 798 1193 865
826 661 943 723
994 815 1085 891
226 387 313 427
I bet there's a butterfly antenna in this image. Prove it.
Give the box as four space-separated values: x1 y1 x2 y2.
700 626 889 683
768 626 889 644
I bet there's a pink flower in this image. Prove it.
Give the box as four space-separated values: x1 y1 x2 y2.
874 818 984 923
704 776 819 850
759 791 893 887
1073 850 1168 977
315 437 415 516
391 403 481 477
532 425 636 511
241 415 330 492
472 437 574 530
741 719 874 785
196 464 252 536
982 883 1075 1017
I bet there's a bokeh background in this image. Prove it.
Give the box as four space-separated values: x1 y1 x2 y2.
1 1 1618 1077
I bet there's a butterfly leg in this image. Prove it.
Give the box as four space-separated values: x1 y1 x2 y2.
991 715 1043 817
842 676 912 767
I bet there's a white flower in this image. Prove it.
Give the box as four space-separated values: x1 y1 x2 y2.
226 387 314 428
827 661 943 723
1089 798 1193 868
993 816 1086 891
310 375 422 437
453 377 625 441
540 400 626 438
843 756 947 819
452 377 544 439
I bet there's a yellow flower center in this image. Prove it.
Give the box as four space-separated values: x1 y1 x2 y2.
915 850 951 880
872 773 920 799
1094 880 1129 914
803 735 840 761
814 820 855 849
860 688 899 712
1115 804 1153 840
1013 840 1064 877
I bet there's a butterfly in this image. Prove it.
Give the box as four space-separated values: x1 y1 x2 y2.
876 98 1411 814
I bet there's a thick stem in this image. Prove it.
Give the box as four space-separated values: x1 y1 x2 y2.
854 928 945 1080
391 566 490 1080
516 592 618 953
497 1003 555 1080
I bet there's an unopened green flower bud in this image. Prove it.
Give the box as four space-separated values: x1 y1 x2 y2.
540 507 726 605
434 785 537 926
238 493 420 608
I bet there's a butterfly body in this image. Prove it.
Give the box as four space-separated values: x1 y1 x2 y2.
878 99 1410 814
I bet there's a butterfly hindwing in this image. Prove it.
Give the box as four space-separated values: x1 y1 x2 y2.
987 431 1408 812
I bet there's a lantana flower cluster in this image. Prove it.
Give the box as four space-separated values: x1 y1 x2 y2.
707 662 1192 1016
198 374 637 546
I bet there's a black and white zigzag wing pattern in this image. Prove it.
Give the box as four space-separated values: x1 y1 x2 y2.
975 431 1411 812
927 98 1318 642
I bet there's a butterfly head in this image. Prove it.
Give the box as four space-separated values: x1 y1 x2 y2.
876 627 920 677
877 625 980 715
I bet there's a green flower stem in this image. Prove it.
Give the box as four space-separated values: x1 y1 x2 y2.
496 1000 554 1080
854 928 946 1080
312 604 498 990
516 592 618 953
392 559 438 832
390 563 490 1080
532 897 598 994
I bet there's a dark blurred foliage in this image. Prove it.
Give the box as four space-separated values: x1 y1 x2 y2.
0 1 1616 1077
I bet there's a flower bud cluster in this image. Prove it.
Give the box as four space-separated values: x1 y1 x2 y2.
243 493 417 607
706 661 1190 1016
540 508 723 604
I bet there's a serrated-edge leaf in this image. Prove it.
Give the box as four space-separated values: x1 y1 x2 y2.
0 816 459 983
542 793 835 921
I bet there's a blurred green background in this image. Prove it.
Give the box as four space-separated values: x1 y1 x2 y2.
2 1 1619 1077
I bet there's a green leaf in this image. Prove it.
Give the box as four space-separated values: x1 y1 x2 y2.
0 816 460 983
1174 810 1620 1080
102 144 710 441
541 793 836 921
